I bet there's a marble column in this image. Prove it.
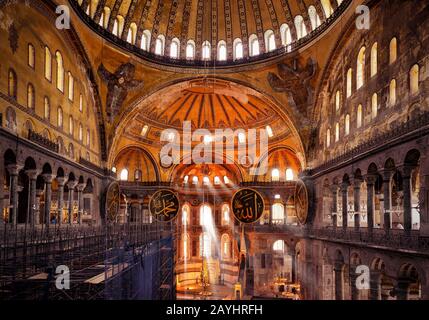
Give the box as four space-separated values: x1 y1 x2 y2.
56 177 66 225
365 175 376 234
291 252 296 283
341 182 349 230
6 164 21 226
334 264 343 300
331 185 338 228
401 166 413 234
382 170 393 234
0 157 4 225
26 169 39 227
76 183 86 225
67 181 77 224
396 280 410 300
353 179 362 230
43 174 55 226
35 189 43 224
369 272 381 300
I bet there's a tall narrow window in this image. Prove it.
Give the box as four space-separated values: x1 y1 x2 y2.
79 124 83 141
272 204 285 224
356 47 366 89
280 24 292 48
249 34 259 56
102 7 111 29
8 69 17 99
335 122 340 142
326 129 331 147
68 72 74 101
371 93 378 119
155 35 165 55
265 30 276 52
371 43 378 77
28 44 35 68
86 129 90 146
202 41 211 60
346 68 353 98
233 39 243 60
170 38 180 58
27 84 35 109
335 90 341 112
410 64 419 95
69 116 74 136
294 16 307 39
126 23 137 44
345 114 350 136
120 169 128 181
79 94 83 112
56 51 64 92
308 6 321 30
321 0 334 18
45 47 52 81
389 37 397 64
266 125 274 138
44 97 50 119
357 104 363 128
389 79 396 106
286 168 294 181
200 205 212 228
186 40 195 59
140 30 151 51
221 204 230 225
271 169 280 182
57 106 63 127
218 41 227 61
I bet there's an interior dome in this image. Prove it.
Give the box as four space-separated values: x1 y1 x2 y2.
73 0 349 65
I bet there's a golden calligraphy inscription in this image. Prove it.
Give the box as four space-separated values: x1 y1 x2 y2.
149 189 180 222
232 188 265 224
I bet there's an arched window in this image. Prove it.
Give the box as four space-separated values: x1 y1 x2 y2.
79 94 83 112
192 176 199 185
56 51 64 92
249 34 259 56
155 35 165 55
345 114 350 136
141 125 149 137
272 204 285 224
214 176 221 185
182 233 190 260
69 116 74 136
57 107 63 127
126 23 137 44
271 168 280 182
335 90 340 112
371 93 378 119
357 104 363 128
221 234 231 260
79 123 83 141
27 83 35 109
370 43 378 77
356 47 366 89
120 168 128 181
410 64 419 95
186 40 195 59
68 72 74 101
280 24 292 48
68 143 74 159
308 6 321 30
335 122 340 142
170 38 180 58
203 176 210 185
44 97 50 119
389 79 396 106
265 30 276 52
346 68 353 98
200 232 211 257
224 176 230 184
222 204 230 226
321 0 334 18
112 15 124 37
182 204 190 226
44 47 52 81
28 44 35 68
202 41 211 60
286 168 294 181
217 41 227 61
273 240 285 252
86 129 90 146
140 30 151 51
233 38 243 60
200 204 212 228
8 69 17 99
266 125 274 138
6 107 17 132
238 132 246 144
326 129 331 147
389 37 397 64
294 15 307 40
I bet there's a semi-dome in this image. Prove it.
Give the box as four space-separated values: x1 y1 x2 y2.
72 0 349 66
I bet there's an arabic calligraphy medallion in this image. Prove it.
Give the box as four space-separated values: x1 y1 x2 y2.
231 188 265 224
149 189 180 222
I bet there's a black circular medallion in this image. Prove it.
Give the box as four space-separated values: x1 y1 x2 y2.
149 189 180 222
231 188 265 224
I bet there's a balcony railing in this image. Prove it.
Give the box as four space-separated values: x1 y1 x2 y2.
28 129 59 153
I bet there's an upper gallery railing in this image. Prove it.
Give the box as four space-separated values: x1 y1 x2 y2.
69 0 352 68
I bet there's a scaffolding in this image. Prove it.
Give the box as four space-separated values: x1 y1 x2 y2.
0 221 175 300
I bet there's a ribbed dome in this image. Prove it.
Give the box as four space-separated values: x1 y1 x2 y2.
73 0 348 64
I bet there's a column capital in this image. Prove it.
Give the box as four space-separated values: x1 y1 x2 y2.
340 181 350 192
67 181 78 189
26 169 40 180
352 177 363 188
56 176 67 186
6 164 23 176
365 174 377 185
330 184 339 194
379 169 395 182
76 183 86 192
399 165 415 178
42 173 56 183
